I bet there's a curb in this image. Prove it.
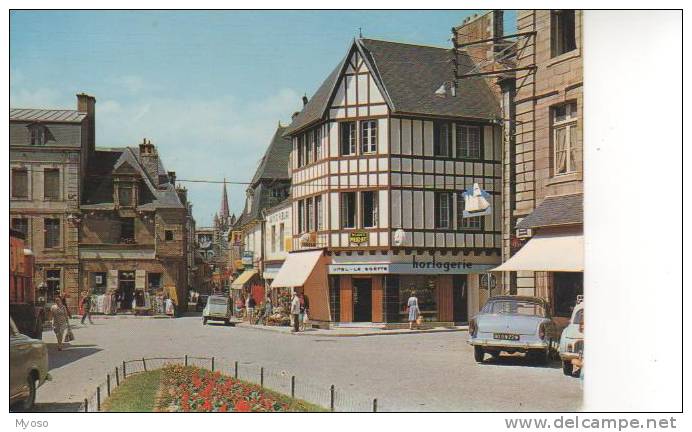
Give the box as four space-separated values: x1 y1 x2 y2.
234 323 468 337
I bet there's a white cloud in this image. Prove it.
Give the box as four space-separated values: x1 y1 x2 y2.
10 86 63 108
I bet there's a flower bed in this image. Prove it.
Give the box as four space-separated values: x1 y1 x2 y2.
156 365 322 412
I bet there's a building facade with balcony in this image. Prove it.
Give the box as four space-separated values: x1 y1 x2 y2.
273 38 503 326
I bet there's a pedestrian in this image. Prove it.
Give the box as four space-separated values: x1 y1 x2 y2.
300 293 310 331
407 290 421 330
61 295 72 318
51 296 72 350
247 296 256 323
290 291 301 333
80 294 94 325
261 295 273 325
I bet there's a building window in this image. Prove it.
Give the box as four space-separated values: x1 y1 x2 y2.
315 195 323 231
361 191 378 228
551 10 576 57
306 132 314 164
552 101 578 176
271 225 276 253
434 192 453 229
120 217 135 243
45 269 61 303
29 124 48 145
434 122 451 157
315 128 323 160
296 136 304 168
118 185 133 207
11 168 28 199
360 120 377 153
307 197 315 232
279 223 285 251
165 230 174 241
297 200 305 233
148 273 162 291
12 218 29 239
44 218 60 248
44 168 60 200
340 192 356 229
340 122 357 156
456 125 481 159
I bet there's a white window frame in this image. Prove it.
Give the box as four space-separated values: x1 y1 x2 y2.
279 223 285 251
361 191 378 228
316 195 323 231
456 125 481 159
360 120 377 154
315 128 323 160
340 192 356 229
435 192 452 229
271 225 276 253
552 102 578 176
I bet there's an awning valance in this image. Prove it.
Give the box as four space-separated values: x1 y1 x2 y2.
270 250 323 288
231 269 258 290
493 232 584 272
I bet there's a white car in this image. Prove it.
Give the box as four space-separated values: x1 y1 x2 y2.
202 295 232 325
559 299 584 376
10 318 49 411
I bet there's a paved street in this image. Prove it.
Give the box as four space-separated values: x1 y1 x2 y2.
35 314 582 412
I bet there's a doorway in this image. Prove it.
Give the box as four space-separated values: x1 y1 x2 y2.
119 271 135 310
352 278 372 322
452 275 469 323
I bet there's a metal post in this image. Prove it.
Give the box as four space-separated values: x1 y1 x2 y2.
185 355 188 366
211 357 215 372
122 361 127 379
291 376 295 399
373 398 377 412
330 384 335 412
260 367 264 387
115 367 120 386
234 361 238 378
107 374 111 397
96 386 101 412
142 357 147 372
84 398 88 412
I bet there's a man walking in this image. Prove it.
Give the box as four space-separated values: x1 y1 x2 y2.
80 294 94 325
290 291 301 333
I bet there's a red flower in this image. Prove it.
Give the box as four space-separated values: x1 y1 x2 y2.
235 400 251 412
202 399 212 412
219 403 228 412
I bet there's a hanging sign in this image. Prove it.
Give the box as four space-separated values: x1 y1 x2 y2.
349 231 369 245
461 183 492 218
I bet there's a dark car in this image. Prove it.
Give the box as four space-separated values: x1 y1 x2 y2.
195 295 209 312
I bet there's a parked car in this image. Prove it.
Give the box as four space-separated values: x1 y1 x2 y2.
10 317 49 411
468 296 557 364
195 294 209 312
202 295 232 325
559 298 584 376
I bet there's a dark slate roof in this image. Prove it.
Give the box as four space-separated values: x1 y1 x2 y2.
82 147 183 210
516 193 583 229
284 38 500 135
10 108 87 123
250 125 292 186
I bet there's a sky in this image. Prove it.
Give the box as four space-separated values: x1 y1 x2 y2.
10 10 516 226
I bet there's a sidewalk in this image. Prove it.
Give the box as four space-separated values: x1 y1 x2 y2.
235 322 468 337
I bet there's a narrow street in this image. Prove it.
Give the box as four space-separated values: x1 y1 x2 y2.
35 314 582 412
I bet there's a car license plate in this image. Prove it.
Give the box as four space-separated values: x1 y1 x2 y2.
493 333 520 341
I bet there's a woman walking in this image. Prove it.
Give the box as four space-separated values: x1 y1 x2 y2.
407 291 421 330
51 296 72 350
290 291 301 333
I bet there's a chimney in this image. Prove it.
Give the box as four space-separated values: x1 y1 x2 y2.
138 138 160 184
302 95 309 106
76 93 96 155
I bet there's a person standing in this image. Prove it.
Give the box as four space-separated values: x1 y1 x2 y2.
51 296 71 350
290 291 301 333
407 291 421 330
80 294 94 325
261 294 273 325
247 296 256 323
300 293 310 331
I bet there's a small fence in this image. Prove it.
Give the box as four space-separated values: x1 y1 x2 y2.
80 356 379 412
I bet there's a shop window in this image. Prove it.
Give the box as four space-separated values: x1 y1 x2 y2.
433 122 451 157
360 120 377 154
44 218 60 249
92 272 107 295
12 168 28 199
456 125 481 159
165 230 174 241
12 218 29 240
120 217 135 243
340 192 356 229
339 122 357 156
148 273 162 291
553 272 583 318
434 192 453 229
315 195 323 231
361 191 378 228
399 275 438 322
43 168 60 200
46 269 61 303
552 101 579 176
551 10 577 57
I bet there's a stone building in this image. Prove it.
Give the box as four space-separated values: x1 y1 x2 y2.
10 93 96 313
79 139 189 311
195 181 234 293
455 10 584 324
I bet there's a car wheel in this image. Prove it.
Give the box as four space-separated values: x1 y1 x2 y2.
473 346 485 363
19 375 37 411
562 360 573 376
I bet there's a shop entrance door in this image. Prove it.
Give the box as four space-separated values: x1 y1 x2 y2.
352 278 372 322
452 275 469 323
119 271 136 310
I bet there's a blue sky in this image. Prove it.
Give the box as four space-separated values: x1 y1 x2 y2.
10 10 516 226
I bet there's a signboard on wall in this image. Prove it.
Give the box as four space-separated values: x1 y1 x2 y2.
328 262 496 275
241 251 254 266
349 231 368 245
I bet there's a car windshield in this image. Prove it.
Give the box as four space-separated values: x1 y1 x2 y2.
573 308 584 325
483 300 546 317
209 297 228 305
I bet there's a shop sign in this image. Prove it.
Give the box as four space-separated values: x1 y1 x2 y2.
349 231 369 245
241 251 254 266
328 260 497 275
329 264 390 274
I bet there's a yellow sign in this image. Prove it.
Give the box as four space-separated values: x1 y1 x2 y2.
349 231 369 245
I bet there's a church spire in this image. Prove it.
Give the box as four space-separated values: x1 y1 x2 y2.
220 178 230 222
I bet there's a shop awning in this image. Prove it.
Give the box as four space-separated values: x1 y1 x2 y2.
231 269 258 290
270 250 323 288
493 232 584 272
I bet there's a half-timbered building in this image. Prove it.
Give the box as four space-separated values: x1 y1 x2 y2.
273 38 503 327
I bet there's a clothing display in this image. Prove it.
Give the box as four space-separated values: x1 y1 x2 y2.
92 294 117 315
